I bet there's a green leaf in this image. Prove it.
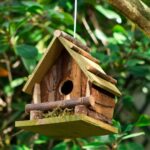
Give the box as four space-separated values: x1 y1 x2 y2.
48 10 73 26
0 35 9 53
126 59 145 67
83 142 108 150
113 25 127 35
128 65 150 77
52 142 67 150
16 44 38 59
112 120 122 133
118 142 144 150
9 22 17 36
135 114 150 127
122 132 145 140
113 32 127 44
123 124 134 132
95 5 122 23
10 77 26 88
34 135 49 144
21 57 37 73
10 145 30 150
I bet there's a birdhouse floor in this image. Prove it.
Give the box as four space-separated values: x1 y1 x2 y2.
15 114 118 138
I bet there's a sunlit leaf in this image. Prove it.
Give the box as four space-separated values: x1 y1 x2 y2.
95 5 122 23
52 142 67 150
21 57 37 73
135 114 150 127
10 77 26 88
122 132 145 140
113 32 127 44
16 44 38 59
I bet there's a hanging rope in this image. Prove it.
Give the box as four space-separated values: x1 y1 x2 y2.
73 0 77 38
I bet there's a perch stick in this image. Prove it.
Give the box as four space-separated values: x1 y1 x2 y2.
26 96 95 113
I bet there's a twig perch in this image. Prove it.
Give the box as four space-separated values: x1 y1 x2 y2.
26 96 95 113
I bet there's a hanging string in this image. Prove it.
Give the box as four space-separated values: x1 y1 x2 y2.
73 0 77 38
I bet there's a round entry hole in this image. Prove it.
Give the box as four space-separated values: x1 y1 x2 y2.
60 80 73 95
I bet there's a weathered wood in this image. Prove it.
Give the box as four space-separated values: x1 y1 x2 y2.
86 80 91 96
81 71 88 97
30 83 43 120
33 83 41 104
70 59 81 98
91 85 115 119
30 110 43 120
54 30 90 52
75 105 88 115
88 109 112 124
70 45 99 64
40 51 71 102
92 85 115 107
26 96 95 113
87 66 117 84
59 37 122 96
92 103 114 119
15 114 118 138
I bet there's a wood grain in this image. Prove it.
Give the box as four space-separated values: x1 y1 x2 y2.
15 114 118 138
40 51 71 102
87 66 117 84
59 37 121 96
54 30 90 52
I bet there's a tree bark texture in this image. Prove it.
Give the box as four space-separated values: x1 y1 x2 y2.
109 0 150 36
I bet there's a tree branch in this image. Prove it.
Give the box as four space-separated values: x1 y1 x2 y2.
109 0 150 36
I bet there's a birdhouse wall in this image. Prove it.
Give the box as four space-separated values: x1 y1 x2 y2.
90 85 116 119
40 50 87 102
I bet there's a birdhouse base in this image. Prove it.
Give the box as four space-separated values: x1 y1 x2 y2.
15 114 117 138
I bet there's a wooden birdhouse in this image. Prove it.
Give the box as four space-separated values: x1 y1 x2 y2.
15 30 121 138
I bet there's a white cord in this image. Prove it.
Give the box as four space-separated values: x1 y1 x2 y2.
74 0 77 38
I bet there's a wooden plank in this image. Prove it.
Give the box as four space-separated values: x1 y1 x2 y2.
87 66 117 84
23 37 64 94
88 72 121 96
71 45 99 64
59 37 105 74
30 83 43 120
15 114 118 138
70 59 81 98
88 109 112 124
92 103 114 119
40 51 71 102
90 85 115 119
91 85 115 108
58 37 121 97
81 72 88 97
33 83 41 104
54 30 90 52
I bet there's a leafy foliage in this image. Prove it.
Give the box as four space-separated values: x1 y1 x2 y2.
0 0 149 150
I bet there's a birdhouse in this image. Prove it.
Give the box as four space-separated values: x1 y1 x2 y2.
15 30 121 138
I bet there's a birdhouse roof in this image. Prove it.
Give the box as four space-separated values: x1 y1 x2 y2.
23 30 121 96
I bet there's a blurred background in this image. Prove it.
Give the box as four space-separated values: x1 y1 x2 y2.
0 0 150 149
